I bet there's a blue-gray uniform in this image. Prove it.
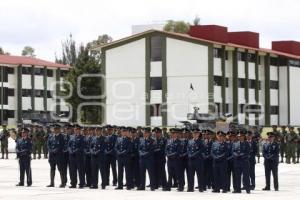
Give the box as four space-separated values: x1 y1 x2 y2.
47 132 65 186
84 135 92 187
187 138 205 192
232 141 251 193
248 139 258 189
115 136 133 189
263 139 279 190
166 138 182 191
138 137 155 190
68 134 85 188
16 136 32 186
130 137 140 188
203 138 213 190
211 140 228 192
226 140 236 192
153 137 168 189
178 138 188 187
104 133 117 186
62 133 70 186
90 135 106 189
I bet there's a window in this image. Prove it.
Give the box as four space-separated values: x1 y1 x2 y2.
150 36 162 61
270 106 279 115
5 67 14 74
247 53 256 63
270 57 279 66
245 104 262 114
3 88 8 105
270 80 279 90
289 59 300 67
237 52 246 61
150 104 161 117
238 78 245 88
47 91 52 98
22 67 32 74
214 76 229 87
239 104 245 113
249 79 256 89
34 68 44 75
213 48 222 58
150 77 162 90
47 69 53 77
7 88 14 96
22 89 32 97
35 90 43 97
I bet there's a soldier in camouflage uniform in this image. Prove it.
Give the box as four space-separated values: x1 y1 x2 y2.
286 126 298 164
30 125 43 159
279 126 288 163
0 124 10 159
43 126 50 159
297 128 300 163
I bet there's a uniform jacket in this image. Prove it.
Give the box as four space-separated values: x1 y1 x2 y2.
90 135 106 156
139 137 155 159
165 139 180 159
47 133 65 154
187 138 204 160
68 134 85 155
16 137 32 158
115 136 132 159
211 141 228 163
263 141 279 163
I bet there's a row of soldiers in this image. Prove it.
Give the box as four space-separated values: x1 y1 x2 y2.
15 123 281 193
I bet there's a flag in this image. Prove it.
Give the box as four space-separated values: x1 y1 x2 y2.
190 83 194 91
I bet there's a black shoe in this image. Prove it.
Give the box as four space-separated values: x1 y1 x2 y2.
59 184 66 188
250 185 255 190
47 184 54 187
137 187 145 191
115 187 123 190
150 188 155 191
126 187 132 190
262 187 270 191
241 187 246 190
212 190 220 193
79 185 84 189
187 189 194 192
177 188 183 192
275 188 279 191
69 185 76 188
16 183 24 186
163 187 171 191
199 189 204 192
222 190 227 193
101 185 106 189
246 190 251 194
232 190 241 193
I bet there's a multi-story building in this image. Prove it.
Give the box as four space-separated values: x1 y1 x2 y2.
0 55 70 125
96 24 300 127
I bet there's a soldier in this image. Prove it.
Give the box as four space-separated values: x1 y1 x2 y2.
31 125 43 159
286 126 298 164
226 130 237 192
178 129 188 188
187 129 205 192
16 128 32 187
0 124 10 159
61 124 72 187
47 124 65 188
43 125 50 159
232 131 250 194
297 127 300 163
211 131 228 193
115 127 133 190
279 126 287 163
166 128 182 191
137 127 155 191
90 126 106 189
252 126 261 163
202 130 213 190
262 132 279 191
153 127 168 190
84 127 93 187
104 125 117 186
129 128 140 188
68 125 85 188
246 131 258 190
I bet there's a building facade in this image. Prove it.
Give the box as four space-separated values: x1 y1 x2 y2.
0 55 70 125
97 25 300 127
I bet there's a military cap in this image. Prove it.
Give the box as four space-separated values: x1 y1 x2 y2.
272 125 278 128
53 124 61 128
217 131 226 136
153 127 162 132
21 127 30 133
143 127 151 132
192 128 201 133
268 132 276 137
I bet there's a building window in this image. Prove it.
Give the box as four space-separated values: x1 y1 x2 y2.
150 36 162 61
22 89 32 97
239 104 245 113
247 53 256 63
270 106 279 115
214 76 229 87
245 104 262 114
213 48 222 58
270 57 279 66
238 78 245 88
35 90 43 97
288 59 300 67
3 88 8 105
5 67 14 74
47 91 52 98
150 77 162 90
237 52 246 61
34 68 44 75
22 67 32 74
270 80 279 90
47 69 53 77
7 88 14 96
150 104 161 117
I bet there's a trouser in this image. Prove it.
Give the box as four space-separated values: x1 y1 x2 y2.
264 160 278 190
69 153 85 187
187 158 204 191
286 144 296 163
19 156 32 186
117 156 132 189
1 143 8 158
167 158 183 190
234 161 250 192
204 159 213 189
85 154 92 186
43 143 48 158
226 160 235 191
280 143 286 162
91 154 107 188
249 162 256 187
33 144 42 159
48 153 64 185
297 144 300 163
139 156 155 190
105 154 117 185
154 156 167 189
131 156 140 187
180 157 188 187
62 152 69 185
213 161 227 192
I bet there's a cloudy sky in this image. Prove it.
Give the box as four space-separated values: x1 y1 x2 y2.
0 0 299 61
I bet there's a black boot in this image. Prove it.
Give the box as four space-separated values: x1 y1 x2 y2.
59 173 66 188
47 170 55 187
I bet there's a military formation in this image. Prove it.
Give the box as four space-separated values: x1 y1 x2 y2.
7 123 300 193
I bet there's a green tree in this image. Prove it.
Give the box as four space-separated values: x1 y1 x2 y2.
193 15 201 25
87 34 113 50
163 20 190 33
56 34 77 66
0 47 4 55
22 46 35 57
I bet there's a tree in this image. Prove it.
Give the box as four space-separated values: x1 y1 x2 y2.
56 34 77 66
0 47 4 55
22 46 35 57
193 15 201 25
87 34 113 50
163 20 190 33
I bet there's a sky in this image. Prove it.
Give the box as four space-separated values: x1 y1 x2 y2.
0 0 299 61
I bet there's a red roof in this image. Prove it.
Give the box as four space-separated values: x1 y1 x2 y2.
0 55 71 69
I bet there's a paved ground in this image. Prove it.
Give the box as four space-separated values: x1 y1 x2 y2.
0 155 299 200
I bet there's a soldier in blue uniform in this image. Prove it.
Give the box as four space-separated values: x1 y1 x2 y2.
262 132 279 191
16 128 32 187
68 125 85 188
61 124 72 187
47 124 65 187
246 131 258 190
153 127 168 190
202 130 213 190
232 130 251 194
115 127 133 190
129 128 140 188
226 130 237 192
187 129 205 192
211 131 228 193
104 125 118 186
90 126 107 189
166 128 183 191
178 129 188 188
84 127 93 187
137 127 155 191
